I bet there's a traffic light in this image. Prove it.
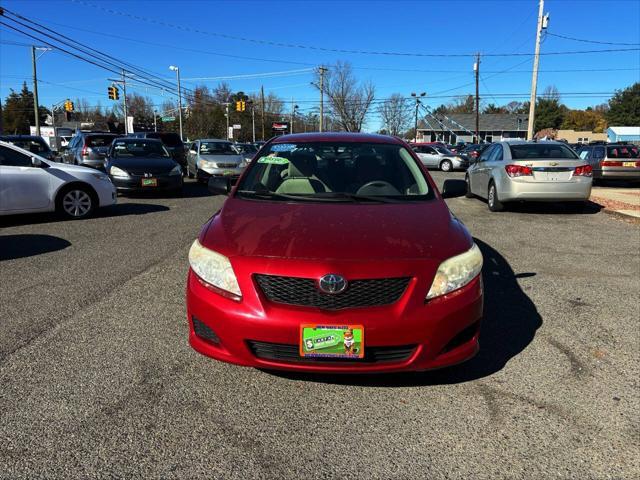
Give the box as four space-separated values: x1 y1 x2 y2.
241 100 246 112
64 100 74 112
108 86 119 100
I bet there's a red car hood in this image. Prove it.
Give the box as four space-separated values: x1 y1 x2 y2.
201 198 472 261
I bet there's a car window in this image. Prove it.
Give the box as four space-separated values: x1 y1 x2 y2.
237 142 433 201
593 147 605 159
146 132 182 147
200 142 236 155
509 143 578 160
489 144 503 162
578 148 591 159
0 145 33 167
607 146 639 159
111 140 170 158
478 145 494 162
5 138 50 154
86 135 116 148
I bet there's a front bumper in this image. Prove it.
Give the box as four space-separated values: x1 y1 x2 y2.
197 166 243 183
452 158 469 170
110 174 183 191
186 258 483 373
80 158 106 170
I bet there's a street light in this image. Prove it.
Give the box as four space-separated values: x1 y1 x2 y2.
169 65 183 141
291 103 299 134
411 92 426 142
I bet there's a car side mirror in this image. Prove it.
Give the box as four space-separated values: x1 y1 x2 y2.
208 176 230 196
441 179 466 199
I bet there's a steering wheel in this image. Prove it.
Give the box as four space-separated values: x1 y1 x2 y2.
356 181 400 196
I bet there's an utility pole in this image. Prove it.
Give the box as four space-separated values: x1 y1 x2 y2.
260 85 265 140
474 53 480 143
121 69 128 134
318 66 327 132
527 0 548 140
169 65 183 141
225 103 230 140
411 92 426 142
251 102 256 143
153 110 157 132
31 46 40 136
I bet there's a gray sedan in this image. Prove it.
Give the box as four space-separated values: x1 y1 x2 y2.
186 139 248 183
465 141 593 211
412 144 468 171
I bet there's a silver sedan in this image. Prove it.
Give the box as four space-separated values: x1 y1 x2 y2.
186 139 248 183
412 144 468 171
465 141 593 211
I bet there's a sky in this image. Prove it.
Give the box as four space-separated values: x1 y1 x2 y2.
1 0 639 131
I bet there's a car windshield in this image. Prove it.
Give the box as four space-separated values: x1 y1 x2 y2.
509 143 579 160
146 132 182 147
112 140 169 158
236 142 433 202
200 142 237 155
235 144 258 154
7 138 50 154
607 146 640 159
86 135 116 148
435 146 454 155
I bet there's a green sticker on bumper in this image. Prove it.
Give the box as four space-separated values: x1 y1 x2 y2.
257 156 289 165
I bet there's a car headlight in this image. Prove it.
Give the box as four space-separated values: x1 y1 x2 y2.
189 239 241 300
426 243 483 300
90 172 111 182
110 166 129 178
169 165 182 176
200 160 216 169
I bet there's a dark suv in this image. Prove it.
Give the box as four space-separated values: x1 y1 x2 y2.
0 135 56 161
576 143 640 182
62 132 118 169
128 132 186 169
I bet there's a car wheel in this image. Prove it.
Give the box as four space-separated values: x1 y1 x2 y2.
57 185 96 219
440 159 453 172
187 164 194 179
196 169 206 184
464 175 474 198
487 182 504 212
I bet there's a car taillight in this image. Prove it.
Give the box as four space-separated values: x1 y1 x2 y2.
574 164 593 176
81 144 88 156
471 151 479 158
505 164 533 177
600 160 622 167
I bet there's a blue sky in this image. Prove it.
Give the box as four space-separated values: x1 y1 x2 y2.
1 0 639 131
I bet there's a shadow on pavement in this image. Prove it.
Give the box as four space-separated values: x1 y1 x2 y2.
0 203 169 227
0 234 71 261
265 238 542 387
506 200 602 215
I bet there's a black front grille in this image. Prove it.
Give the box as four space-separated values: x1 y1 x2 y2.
247 341 416 364
216 163 239 168
254 275 410 310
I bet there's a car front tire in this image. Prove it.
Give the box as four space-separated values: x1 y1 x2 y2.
487 182 504 212
56 185 96 220
440 159 453 172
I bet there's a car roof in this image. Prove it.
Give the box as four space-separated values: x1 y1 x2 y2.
0 135 44 140
113 137 162 142
271 132 404 145
501 140 567 145
198 138 231 143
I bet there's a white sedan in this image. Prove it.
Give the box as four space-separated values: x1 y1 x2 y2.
0 140 116 219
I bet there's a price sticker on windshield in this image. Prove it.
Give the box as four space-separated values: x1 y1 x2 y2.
257 156 289 165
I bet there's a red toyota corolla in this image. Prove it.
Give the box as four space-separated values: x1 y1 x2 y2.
186 133 483 373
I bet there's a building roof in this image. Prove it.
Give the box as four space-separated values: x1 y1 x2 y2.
418 113 529 132
607 126 640 136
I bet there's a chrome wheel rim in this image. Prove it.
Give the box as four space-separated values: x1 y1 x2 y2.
442 161 451 171
62 190 92 217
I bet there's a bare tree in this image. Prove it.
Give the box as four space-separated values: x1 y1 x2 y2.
378 93 411 136
316 61 375 132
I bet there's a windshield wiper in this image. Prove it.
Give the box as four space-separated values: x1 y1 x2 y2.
236 190 344 202
313 192 402 203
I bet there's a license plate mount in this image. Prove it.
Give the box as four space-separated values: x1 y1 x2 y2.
141 178 158 187
300 324 364 359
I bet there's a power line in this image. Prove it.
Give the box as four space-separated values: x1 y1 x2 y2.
546 31 640 46
68 0 640 58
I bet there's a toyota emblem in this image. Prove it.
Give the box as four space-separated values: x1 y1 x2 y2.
318 274 348 294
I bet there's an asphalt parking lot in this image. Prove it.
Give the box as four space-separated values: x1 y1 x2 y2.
1 173 638 479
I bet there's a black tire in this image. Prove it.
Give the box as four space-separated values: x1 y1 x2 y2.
464 175 474 198
487 182 504 212
56 184 96 220
196 169 206 184
440 159 453 172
